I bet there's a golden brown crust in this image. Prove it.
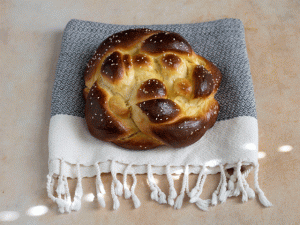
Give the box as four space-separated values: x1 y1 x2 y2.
192 65 214 98
84 29 159 88
141 32 193 55
137 79 167 101
199 55 222 92
137 99 181 124
85 83 138 141
84 28 222 150
161 54 182 70
100 51 125 83
150 99 219 147
113 132 163 150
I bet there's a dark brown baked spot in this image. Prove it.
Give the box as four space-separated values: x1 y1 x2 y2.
137 99 180 123
152 118 206 147
85 83 128 141
193 65 214 98
141 32 193 55
201 57 222 91
152 102 219 148
102 28 156 50
137 79 166 101
161 54 182 69
101 51 124 83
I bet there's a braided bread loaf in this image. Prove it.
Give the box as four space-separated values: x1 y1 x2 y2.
84 28 222 150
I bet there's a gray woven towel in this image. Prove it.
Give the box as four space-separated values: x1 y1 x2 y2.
51 18 256 120
47 18 271 213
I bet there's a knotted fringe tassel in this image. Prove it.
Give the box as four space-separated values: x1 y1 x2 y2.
166 165 177 206
222 162 270 207
63 176 72 213
47 161 271 212
46 160 71 213
212 164 230 206
123 164 141 208
211 174 222 206
147 164 167 204
111 160 123 197
130 166 141 208
111 160 123 210
71 163 83 211
225 168 240 197
147 164 158 202
188 166 211 211
254 164 272 207
241 166 256 199
56 162 66 213
236 161 248 203
184 166 209 211
225 169 235 192
111 180 120 210
123 164 132 199
218 164 228 204
189 166 205 199
174 165 189 209
189 173 210 211
47 173 68 213
94 163 106 208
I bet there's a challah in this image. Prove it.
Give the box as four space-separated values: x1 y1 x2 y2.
83 28 222 150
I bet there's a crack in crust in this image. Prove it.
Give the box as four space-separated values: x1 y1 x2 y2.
84 28 222 150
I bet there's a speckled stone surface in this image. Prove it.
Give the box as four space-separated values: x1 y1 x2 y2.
1 0 299 224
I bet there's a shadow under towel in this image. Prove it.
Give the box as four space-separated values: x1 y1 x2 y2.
47 18 272 213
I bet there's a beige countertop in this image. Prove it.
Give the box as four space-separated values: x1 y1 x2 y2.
1 0 299 224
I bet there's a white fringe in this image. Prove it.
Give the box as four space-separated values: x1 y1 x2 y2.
211 175 222 206
147 164 167 204
47 160 272 213
95 163 106 208
236 161 248 202
56 160 67 213
122 164 141 208
254 164 272 207
63 176 72 213
174 165 189 210
123 164 132 199
46 160 73 214
186 168 211 211
56 174 65 196
229 168 240 197
111 180 120 210
190 174 211 211
70 163 83 211
147 164 159 202
218 164 228 203
46 173 58 204
242 166 256 199
166 164 177 206
46 174 55 201
130 166 141 209
189 166 205 199
225 168 235 192
190 174 206 203
111 160 122 210
111 160 123 197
